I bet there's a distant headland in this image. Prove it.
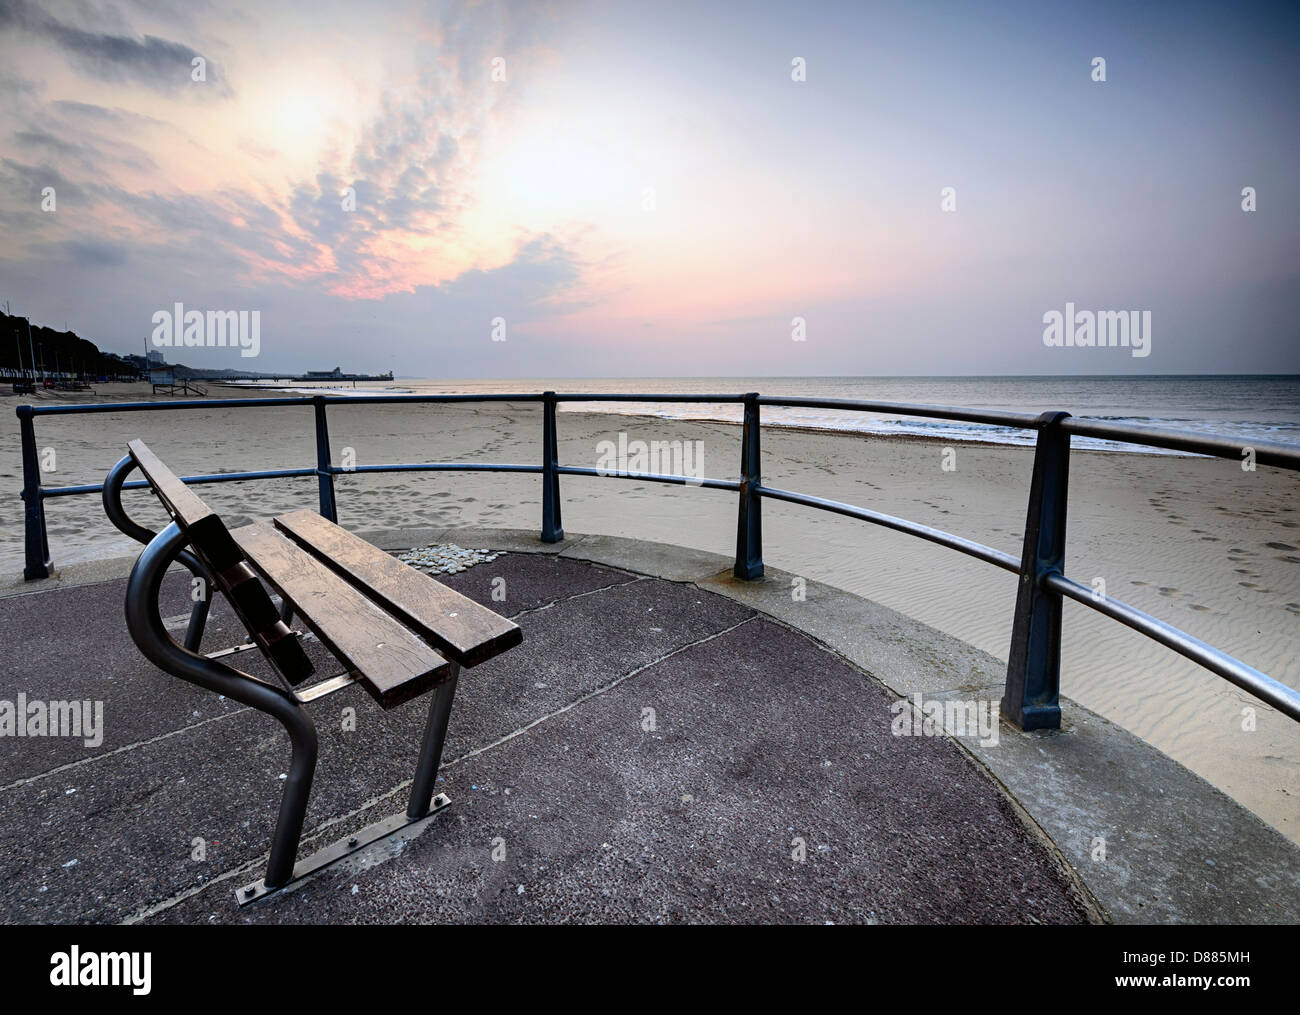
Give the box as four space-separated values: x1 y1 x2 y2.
2 312 391 389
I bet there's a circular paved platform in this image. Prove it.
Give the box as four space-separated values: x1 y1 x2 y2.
0 548 1090 923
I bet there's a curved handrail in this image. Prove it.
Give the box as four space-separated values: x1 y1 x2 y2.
125 521 318 887
101 454 159 546
758 395 1044 430
1046 573 1300 721
1060 417 1300 468
15 390 1300 732
756 484 1022 573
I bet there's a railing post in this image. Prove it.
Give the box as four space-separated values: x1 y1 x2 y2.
312 396 338 523
17 405 52 580
734 392 764 580
1002 410 1071 731
540 391 563 542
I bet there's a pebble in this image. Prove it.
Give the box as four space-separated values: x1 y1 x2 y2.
396 544 503 575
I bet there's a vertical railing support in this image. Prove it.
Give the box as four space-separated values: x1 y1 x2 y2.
541 391 563 543
312 396 338 524
17 404 52 580
734 392 764 580
1002 410 1071 731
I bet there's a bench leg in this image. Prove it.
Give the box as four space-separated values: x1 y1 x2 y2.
183 595 211 653
408 665 460 820
263 725 318 890
238 671 458 906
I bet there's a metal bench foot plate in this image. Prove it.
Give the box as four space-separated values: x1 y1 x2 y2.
235 793 451 906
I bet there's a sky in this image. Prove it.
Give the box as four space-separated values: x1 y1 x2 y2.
0 0 1297 377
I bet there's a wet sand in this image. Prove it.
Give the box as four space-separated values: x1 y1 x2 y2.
3 383 1297 842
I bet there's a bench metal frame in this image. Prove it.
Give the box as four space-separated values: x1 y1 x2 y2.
104 455 460 904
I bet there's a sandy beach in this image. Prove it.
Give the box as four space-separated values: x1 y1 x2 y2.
4 383 1298 843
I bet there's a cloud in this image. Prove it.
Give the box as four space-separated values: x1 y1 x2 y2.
0 1 595 366
11 128 81 155
50 100 166 128
7 122 158 174
0 156 90 204
0 68 41 98
60 237 128 266
0 0 229 94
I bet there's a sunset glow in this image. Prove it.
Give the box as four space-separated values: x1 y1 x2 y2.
1 1 1297 375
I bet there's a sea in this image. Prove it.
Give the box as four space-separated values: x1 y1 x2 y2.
264 375 1300 455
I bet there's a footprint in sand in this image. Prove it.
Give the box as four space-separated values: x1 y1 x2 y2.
1285 603 1300 616
1264 541 1297 551
1239 582 1268 591
1277 555 1300 564
1234 568 1260 576
1199 536 1221 541
1130 580 1151 586
1188 604 1212 612
1158 587 1180 597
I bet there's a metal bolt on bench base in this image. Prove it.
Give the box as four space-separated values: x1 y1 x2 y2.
236 794 451 906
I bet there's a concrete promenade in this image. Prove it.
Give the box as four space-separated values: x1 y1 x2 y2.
1 528 1296 924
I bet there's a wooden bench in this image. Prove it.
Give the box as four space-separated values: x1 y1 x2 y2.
104 440 521 904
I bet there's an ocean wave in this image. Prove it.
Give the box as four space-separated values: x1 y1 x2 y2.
559 402 1297 456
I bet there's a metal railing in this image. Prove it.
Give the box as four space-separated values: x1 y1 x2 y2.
15 390 1300 731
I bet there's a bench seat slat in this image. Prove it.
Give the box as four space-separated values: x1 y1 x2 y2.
229 522 452 709
272 509 522 667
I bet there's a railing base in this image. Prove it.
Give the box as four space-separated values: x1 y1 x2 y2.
23 558 52 581
1000 701 1062 732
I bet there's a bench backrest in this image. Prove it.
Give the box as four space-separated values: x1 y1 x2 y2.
128 439 315 684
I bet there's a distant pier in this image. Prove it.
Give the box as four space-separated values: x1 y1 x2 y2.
155 367 396 391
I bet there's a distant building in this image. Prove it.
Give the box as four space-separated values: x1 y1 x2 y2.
305 367 344 378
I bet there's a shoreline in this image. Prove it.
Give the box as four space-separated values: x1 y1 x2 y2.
4 381 1250 459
